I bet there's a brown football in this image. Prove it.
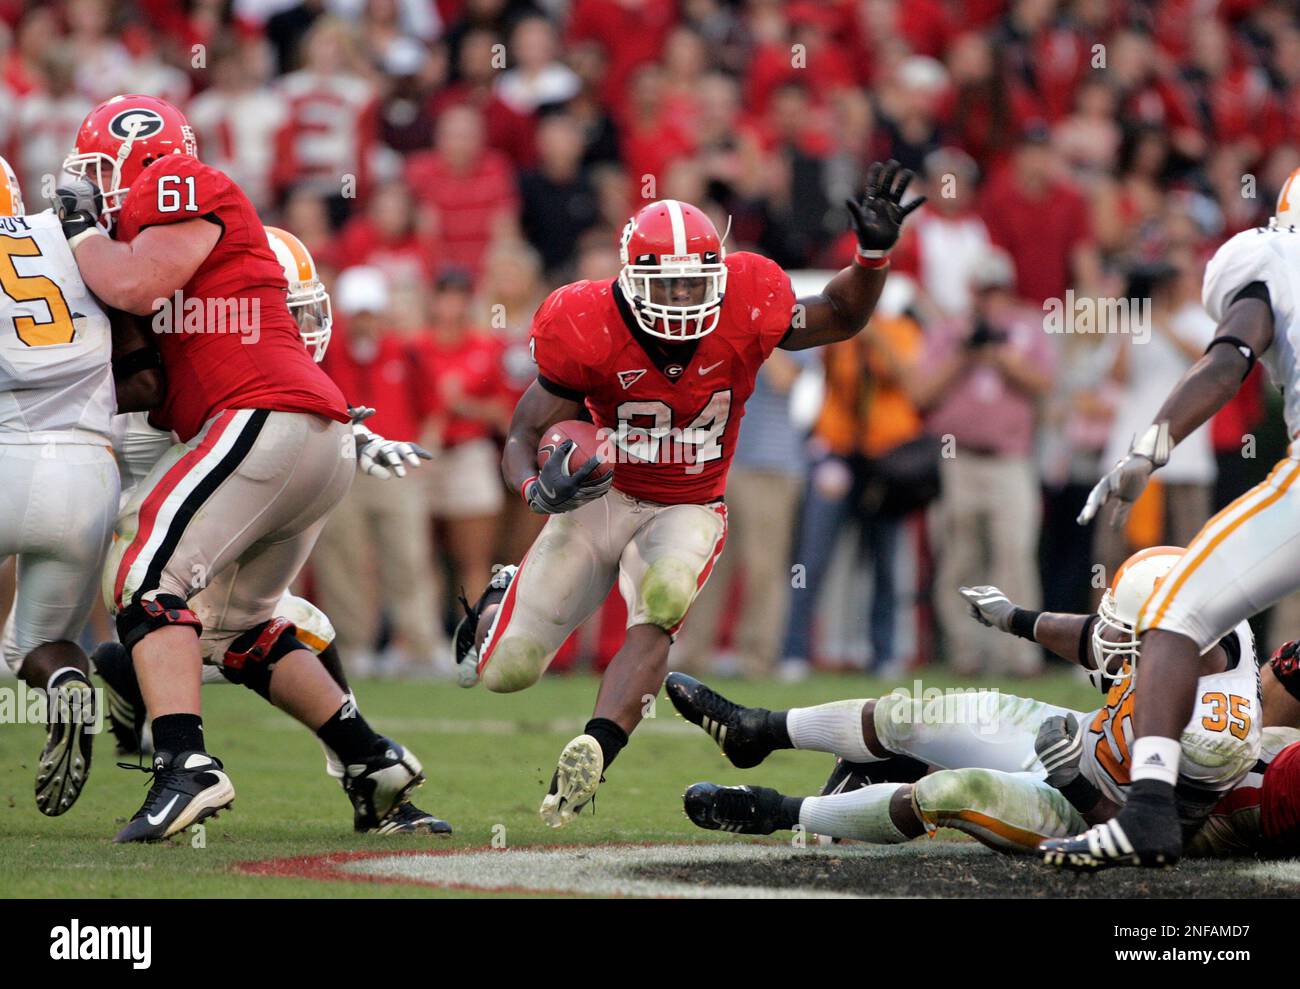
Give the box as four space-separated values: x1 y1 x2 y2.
537 419 615 482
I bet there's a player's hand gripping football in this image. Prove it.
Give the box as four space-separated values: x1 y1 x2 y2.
526 439 613 514
1077 422 1172 528
846 160 925 258
958 585 1017 633
348 407 431 480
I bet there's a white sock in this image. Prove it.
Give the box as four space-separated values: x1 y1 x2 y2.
799 783 908 843
786 699 879 762
1130 736 1180 786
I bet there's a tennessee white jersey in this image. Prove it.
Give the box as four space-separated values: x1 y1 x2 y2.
1082 620 1261 804
0 211 114 443
1202 225 1300 438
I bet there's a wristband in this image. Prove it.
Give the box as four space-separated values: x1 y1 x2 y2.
520 475 538 504
65 216 107 251
1058 774 1102 815
853 248 890 270
1009 607 1041 641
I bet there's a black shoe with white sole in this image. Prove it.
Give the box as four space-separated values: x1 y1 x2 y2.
1039 780 1183 870
35 669 98 817
664 672 781 769
343 739 425 832
682 782 798 835
364 800 453 835
114 750 235 843
90 641 146 756
819 754 929 796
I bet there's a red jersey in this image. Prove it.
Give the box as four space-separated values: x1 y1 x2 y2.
115 155 349 441
529 251 795 504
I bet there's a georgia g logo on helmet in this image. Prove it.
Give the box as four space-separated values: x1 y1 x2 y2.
108 108 166 141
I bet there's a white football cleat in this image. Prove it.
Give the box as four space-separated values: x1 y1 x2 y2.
539 734 604 829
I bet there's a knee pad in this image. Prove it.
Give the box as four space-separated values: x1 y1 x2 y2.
639 557 698 630
219 617 304 699
115 595 203 655
479 634 548 693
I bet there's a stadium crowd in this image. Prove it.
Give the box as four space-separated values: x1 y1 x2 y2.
2 0 1298 680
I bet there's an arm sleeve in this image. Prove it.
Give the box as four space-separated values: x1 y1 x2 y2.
746 253 797 358
529 287 589 400
1202 230 1294 327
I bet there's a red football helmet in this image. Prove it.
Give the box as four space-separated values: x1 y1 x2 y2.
618 199 727 341
62 94 198 224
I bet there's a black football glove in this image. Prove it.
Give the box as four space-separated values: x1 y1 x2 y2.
526 439 613 514
53 176 105 246
846 160 925 258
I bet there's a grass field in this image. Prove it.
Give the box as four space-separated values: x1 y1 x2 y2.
2 669 1297 898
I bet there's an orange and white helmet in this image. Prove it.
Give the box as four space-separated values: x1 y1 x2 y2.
265 225 331 362
1091 546 1184 687
617 199 727 341
1272 167 1300 230
0 156 24 216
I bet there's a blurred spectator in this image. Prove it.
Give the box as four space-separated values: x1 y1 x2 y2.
333 177 438 284
313 266 441 676
678 347 809 679
9 48 92 201
406 103 519 277
780 281 925 678
432 26 537 168
889 147 992 318
374 36 445 154
519 113 600 276
1094 261 1217 574
273 16 378 220
414 269 511 598
568 0 677 116
66 0 134 101
982 128 1100 305
496 14 580 115
187 37 286 211
917 249 1055 676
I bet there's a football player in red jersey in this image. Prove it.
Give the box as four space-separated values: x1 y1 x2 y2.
453 162 924 826
54 94 427 842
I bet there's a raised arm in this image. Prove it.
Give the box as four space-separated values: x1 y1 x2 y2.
780 161 924 351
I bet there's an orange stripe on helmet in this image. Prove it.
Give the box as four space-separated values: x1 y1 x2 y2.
265 225 314 282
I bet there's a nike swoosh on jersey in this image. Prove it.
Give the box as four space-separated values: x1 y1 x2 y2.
698 361 724 375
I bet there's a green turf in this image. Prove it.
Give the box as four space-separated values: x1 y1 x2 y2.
0 669 1101 898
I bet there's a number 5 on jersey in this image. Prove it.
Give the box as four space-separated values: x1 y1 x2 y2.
0 236 76 346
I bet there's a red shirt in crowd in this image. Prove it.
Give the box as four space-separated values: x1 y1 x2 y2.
568 0 676 118
404 147 518 277
412 329 507 447
981 174 1093 305
320 329 429 441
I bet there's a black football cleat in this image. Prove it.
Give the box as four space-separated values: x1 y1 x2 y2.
683 782 794 835
819 754 929 796
451 563 516 687
364 799 453 836
343 739 425 832
91 641 146 756
664 672 780 769
114 750 235 843
1039 783 1182 870
35 669 97 817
